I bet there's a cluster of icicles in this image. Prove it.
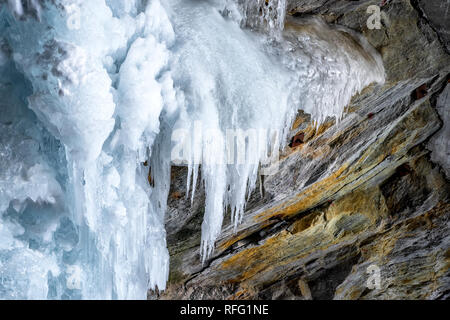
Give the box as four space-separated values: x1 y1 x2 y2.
0 0 384 299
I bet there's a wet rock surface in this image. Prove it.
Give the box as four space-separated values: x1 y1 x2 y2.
150 0 449 300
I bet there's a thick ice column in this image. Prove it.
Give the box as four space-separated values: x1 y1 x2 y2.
1 0 175 299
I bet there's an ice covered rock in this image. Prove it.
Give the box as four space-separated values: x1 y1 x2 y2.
0 0 384 299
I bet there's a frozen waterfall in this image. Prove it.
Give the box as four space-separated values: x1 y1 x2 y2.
0 0 384 299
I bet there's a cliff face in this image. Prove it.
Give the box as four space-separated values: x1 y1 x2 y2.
152 0 450 300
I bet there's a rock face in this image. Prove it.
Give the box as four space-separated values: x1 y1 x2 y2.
151 0 450 300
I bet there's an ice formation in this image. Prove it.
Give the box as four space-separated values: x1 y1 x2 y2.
0 0 384 299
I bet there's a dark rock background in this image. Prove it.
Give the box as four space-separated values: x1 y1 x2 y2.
150 0 449 300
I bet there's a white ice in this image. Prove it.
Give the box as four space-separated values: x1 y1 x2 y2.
0 0 384 299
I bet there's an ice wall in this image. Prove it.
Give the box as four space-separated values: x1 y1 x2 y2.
0 0 384 299
1 0 173 299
